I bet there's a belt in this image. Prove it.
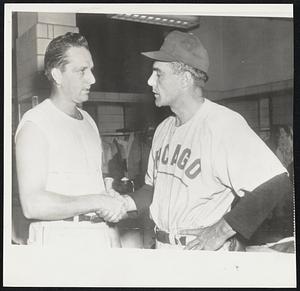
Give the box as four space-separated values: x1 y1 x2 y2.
63 214 104 223
155 227 245 250
155 228 186 246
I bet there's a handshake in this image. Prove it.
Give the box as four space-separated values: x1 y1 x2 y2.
95 188 132 223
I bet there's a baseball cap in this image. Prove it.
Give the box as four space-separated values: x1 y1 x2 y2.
141 30 209 73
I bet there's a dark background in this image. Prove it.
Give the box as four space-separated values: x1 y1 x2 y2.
77 14 175 93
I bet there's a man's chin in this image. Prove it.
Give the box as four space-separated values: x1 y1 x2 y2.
155 99 163 107
77 94 89 103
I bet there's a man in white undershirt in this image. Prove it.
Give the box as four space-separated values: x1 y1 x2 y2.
15 32 127 247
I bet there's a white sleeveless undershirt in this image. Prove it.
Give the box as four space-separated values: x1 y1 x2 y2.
15 98 105 196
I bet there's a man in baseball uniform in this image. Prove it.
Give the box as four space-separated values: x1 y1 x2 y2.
121 31 293 250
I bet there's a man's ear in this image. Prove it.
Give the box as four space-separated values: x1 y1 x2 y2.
182 71 193 88
51 68 63 86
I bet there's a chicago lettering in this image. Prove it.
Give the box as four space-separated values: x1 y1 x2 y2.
155 144 201 179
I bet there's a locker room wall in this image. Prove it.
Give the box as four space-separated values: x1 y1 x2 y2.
220 88 293 135
272 93 293 125
191 17 293 92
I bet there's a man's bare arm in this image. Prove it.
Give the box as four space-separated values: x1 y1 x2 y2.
15 122 125 221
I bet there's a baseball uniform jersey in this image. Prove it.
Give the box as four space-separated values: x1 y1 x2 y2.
145 98 287 234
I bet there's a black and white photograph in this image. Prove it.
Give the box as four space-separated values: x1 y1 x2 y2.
4 3 296 287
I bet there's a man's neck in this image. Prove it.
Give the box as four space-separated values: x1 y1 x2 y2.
172 91 205 126
50 92 80 118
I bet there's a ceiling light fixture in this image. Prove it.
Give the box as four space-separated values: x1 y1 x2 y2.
108 14 200 29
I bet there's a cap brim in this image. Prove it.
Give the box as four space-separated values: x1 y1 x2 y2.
141 50 176 62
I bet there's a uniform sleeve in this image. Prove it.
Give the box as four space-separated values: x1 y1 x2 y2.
224 173 292 239
128 124 162 213
128 145 155 214
128 184 154 215
213 114 287 196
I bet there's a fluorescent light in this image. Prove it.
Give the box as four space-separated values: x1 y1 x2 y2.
108 14 200 29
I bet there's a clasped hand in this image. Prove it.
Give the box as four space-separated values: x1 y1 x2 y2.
96 191 128 223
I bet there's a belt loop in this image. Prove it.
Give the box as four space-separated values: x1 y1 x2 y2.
169 230 175 245
174 234 182 246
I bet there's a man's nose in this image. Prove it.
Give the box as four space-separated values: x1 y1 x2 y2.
86 69 96 85
147 72 155 87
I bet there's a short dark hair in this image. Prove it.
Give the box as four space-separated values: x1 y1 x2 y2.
44 32 89 82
